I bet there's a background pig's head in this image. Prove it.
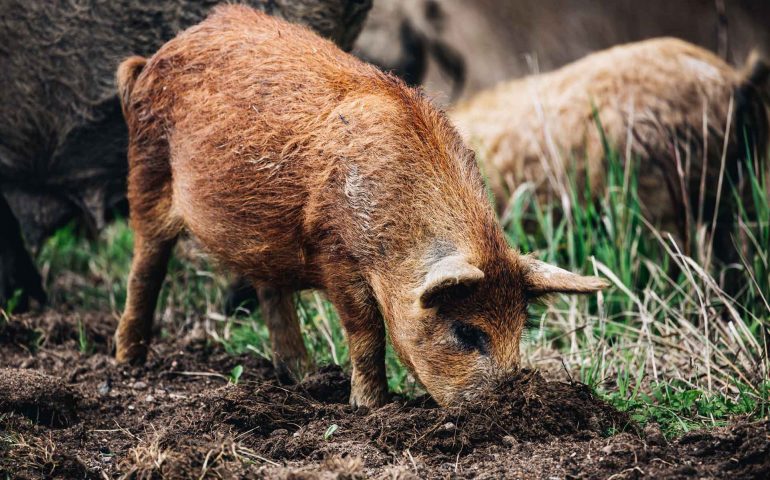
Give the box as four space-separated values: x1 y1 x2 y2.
379 249 608 406
269 0 373 52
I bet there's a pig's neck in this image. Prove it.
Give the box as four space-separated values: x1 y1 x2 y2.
362 190 512 345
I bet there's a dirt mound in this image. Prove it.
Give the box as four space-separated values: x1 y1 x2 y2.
0 368 79 427
380 370 629 448
208 367 629 465
1 311 769 479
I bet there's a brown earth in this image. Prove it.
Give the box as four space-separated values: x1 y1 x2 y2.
1 312 768 479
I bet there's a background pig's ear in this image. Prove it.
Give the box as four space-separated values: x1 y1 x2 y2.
524 258 610 296
417 255 485 309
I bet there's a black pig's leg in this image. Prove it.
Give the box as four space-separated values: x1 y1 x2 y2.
223 277 259 316
0 190 46 311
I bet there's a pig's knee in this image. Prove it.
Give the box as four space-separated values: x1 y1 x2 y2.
256 286 312 383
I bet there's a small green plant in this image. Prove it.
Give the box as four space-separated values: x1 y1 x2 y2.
595 379 770 438
229 365 244 385
76 320 92 355
1 289 24 315
323 424 338 441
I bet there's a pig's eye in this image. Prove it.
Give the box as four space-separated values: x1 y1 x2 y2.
452 322 489 355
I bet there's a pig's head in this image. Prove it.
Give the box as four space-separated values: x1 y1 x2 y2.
381 248 608 406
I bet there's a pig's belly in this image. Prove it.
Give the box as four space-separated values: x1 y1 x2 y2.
170 164 311 286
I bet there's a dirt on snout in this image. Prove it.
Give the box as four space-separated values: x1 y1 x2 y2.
1 311 769 479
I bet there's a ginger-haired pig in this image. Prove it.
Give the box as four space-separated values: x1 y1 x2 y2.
114 5 608 407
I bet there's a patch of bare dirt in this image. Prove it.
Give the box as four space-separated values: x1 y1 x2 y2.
1 312 768 479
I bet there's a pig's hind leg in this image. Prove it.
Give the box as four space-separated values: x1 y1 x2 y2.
115 140 180 364
256 286 312 383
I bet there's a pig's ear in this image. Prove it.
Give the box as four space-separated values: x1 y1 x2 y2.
524 258 610 296
417 255 485 308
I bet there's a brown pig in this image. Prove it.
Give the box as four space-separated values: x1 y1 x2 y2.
451 38 769 256
113 5 608 407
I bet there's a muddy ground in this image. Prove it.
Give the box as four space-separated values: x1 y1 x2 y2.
1 312 768 479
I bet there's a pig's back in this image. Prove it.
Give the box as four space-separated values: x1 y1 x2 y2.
131 5 382 283
452 37 739 208
128 4 493 285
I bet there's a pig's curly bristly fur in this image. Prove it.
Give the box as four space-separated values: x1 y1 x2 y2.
115 5 606 407
451 37 769 256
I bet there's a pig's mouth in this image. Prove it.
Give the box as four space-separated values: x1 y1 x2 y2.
432 368 519 408
450 365 526 405
426 363 501 406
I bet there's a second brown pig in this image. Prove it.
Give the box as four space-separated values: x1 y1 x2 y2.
452 38 769 256
113 5 608 407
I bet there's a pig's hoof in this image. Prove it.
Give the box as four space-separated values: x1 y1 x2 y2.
349 387 389 409
274 356 313 385
114 339 148 365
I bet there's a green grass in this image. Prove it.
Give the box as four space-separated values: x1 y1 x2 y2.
601 379 770 437
76 319 92 355
1 289 24 315
503 131 769 436
29 126 770 438
215 294 420 395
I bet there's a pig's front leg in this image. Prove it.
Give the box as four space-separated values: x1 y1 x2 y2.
347 321 388 408
327 286 389 408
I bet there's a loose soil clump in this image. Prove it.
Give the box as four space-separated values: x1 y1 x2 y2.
1 312 768 479
0 368 79 427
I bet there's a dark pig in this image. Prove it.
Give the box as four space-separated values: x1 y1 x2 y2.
0 0 372 309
